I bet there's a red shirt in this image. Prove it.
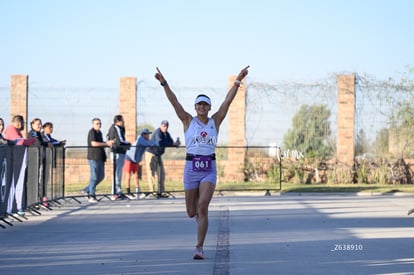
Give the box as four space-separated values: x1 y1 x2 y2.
4 125 35 146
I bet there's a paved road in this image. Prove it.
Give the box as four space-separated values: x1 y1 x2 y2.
1 193 414 274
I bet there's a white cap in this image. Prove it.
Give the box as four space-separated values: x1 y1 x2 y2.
195 95 211 105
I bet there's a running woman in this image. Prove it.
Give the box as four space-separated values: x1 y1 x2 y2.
154 65 249 259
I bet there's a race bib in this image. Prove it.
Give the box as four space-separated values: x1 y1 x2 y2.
192 156 212 171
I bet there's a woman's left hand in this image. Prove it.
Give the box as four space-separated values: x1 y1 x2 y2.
236 65 250 81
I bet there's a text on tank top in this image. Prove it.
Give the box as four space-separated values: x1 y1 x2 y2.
185 117 217 155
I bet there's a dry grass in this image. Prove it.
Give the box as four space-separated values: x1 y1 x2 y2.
64 180 414 196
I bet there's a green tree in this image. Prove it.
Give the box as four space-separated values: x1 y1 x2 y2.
283 104 332 159
390 101 414 158
373 128 389 156
355 129 370 156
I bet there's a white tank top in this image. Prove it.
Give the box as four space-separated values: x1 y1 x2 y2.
185 117 217 155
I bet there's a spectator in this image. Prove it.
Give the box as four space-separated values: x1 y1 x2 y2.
0 118 7 144
42 122 66 146
106 115 131 200
28 118 53 206
145 120 180 197
28 118 50 147
4 115 35 146
83 118 114 203
123 128 158 199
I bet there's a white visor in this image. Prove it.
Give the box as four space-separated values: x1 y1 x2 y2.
195 96 211 105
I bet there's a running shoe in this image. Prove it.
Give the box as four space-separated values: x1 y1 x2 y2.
126 193 135 200
88 196 98 203
17 210 25 217
193 246 205 260
110 194 122 201
42 196 49 207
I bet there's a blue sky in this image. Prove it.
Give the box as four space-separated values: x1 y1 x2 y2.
1 0 413 88
1 1 413 146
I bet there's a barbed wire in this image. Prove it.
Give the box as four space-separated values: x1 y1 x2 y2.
1 70 414 151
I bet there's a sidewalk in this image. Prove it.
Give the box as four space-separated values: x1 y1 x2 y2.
1 193 414 274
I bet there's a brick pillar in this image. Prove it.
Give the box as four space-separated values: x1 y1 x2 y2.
337 75 355 165
119 77 137 142
10 75 29 137
226 76 246 181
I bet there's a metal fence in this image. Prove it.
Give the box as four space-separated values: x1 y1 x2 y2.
2 140 414 229
1 144 286 222
0 145 66 226
63 145 283 194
